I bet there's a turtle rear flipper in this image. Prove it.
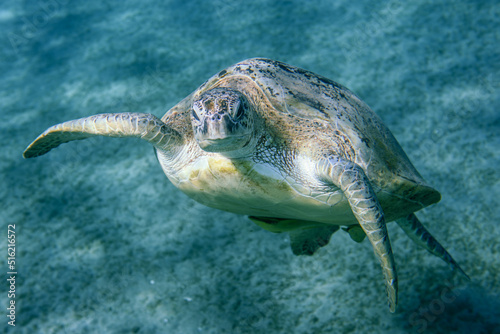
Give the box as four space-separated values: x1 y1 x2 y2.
249 216 339 255
396 214 469 280
23 113 182 159
342 225 367 243
288 226 339 256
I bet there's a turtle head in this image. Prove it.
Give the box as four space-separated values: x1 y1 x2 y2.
191 88 256 153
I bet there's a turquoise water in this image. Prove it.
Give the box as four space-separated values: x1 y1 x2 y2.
1 1 499 333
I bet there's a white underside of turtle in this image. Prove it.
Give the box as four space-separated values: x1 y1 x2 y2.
23 58 469 312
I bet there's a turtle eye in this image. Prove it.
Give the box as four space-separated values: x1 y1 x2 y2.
234 103 245 120
191 108 200 121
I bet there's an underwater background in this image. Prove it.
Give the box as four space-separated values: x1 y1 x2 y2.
1 0 499 333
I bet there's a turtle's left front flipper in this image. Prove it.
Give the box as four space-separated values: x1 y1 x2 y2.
317 157 398 312
396 213 469 280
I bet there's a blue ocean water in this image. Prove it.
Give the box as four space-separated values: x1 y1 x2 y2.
1 1 499 333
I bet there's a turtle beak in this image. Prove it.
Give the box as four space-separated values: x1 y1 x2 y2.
205 116 231 138
194 115 252 152
197 135 251 152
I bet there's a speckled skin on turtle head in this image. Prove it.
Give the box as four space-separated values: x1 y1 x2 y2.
23 58 468 312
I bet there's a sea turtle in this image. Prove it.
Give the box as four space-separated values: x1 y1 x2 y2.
23 58 468 312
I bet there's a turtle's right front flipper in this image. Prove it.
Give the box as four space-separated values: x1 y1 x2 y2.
23 113 183 158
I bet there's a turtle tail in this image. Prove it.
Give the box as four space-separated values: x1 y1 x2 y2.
23 113 182 159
